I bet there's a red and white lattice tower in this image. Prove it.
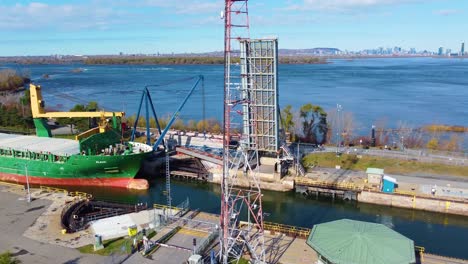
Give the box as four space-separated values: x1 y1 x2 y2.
220 0 265 263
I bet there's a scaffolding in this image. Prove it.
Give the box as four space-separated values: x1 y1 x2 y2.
240 39 280 153
220 0 266 263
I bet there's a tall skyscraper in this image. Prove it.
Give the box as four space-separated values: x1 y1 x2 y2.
461 42 465 56
438 47 444 56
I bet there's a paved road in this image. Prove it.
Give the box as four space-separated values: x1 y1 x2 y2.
291 143 467 166
0 187 109 264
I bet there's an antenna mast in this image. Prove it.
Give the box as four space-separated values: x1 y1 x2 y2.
220 0 265 263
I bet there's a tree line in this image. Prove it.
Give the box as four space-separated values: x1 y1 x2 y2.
0 90 33 131
280 103 328 144
84 56 327 65
0 69 30 91
125 115 223 135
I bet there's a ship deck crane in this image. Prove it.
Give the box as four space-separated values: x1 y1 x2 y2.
29 83 124 139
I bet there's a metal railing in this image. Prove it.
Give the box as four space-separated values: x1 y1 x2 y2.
69 191 93 200
195 229 219 255
263 222 311 238
295 177 364 191
394 189 467 203
415 246 425 262
39 186 93 200
39 185 68 194
153 203 182 211
281 144 306 176
0 180 25 189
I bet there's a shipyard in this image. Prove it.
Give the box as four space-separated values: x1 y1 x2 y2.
1 0 468 264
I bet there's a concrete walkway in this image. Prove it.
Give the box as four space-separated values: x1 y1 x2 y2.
0 186 109 264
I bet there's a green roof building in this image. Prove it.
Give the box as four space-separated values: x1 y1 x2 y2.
307 219 416 264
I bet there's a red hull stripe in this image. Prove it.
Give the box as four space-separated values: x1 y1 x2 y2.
0 172 148 190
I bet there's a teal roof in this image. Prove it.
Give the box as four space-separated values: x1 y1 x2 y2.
307 219 416 264
366 168 384 175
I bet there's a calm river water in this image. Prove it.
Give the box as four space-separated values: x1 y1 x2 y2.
2 57 468 129
69 178 468 259
2 58 468 258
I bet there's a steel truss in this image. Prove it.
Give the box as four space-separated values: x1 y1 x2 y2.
221 1 265 263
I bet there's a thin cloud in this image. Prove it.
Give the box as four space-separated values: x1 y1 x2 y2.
287 0 427 11
434 9 462 16
0 0 222 31
0 2 116 30
141 0 222 14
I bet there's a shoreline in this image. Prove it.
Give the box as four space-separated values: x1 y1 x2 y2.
2 181 467 262
202 164 468 217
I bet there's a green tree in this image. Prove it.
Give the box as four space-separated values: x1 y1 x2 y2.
280 105 295 135
173 119 185 130
187 120 197 131
444 135 461 152
299 103 328 144
196 120 208 133
426 138 439 150
0 251 21 264
86 101 98 111
57 104 94 133
137 116 147 127
211 122 222 134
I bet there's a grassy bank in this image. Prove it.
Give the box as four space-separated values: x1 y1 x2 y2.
78 230 156 256
302 152 468 177
422 124 468 133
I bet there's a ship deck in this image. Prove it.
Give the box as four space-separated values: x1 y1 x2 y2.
0 133 80 156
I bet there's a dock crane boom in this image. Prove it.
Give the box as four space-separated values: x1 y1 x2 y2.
151 75 203 150
29 83 124 138
130 75 204 151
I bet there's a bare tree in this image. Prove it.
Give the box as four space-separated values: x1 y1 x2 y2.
327 108 356 145
395 121 424 149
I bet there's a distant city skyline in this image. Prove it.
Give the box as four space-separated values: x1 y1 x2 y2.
0 0 467 56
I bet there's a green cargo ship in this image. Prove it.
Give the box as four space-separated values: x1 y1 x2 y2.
0 84 153 189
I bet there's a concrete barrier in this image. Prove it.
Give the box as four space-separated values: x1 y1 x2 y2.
358 191 468 216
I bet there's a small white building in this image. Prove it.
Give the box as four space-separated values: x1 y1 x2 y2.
366 168 384 185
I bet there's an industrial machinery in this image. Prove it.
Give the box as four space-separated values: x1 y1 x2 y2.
29 83 124 139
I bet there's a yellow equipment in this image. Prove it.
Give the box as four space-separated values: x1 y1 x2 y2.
29 83 124 139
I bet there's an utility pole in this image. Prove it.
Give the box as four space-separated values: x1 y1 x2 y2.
296 141 300 176
336 104 342 156
25 165 31 203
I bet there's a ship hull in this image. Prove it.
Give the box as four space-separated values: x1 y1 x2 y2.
0 151 151 190
0 172 148 189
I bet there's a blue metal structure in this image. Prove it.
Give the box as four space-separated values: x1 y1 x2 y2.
131 75 204 151
382 175 397 193
130 88 165 146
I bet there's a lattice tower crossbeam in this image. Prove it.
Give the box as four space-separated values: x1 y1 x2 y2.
221 1 265 263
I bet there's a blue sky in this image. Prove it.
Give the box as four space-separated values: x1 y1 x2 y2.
0 0 467 56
